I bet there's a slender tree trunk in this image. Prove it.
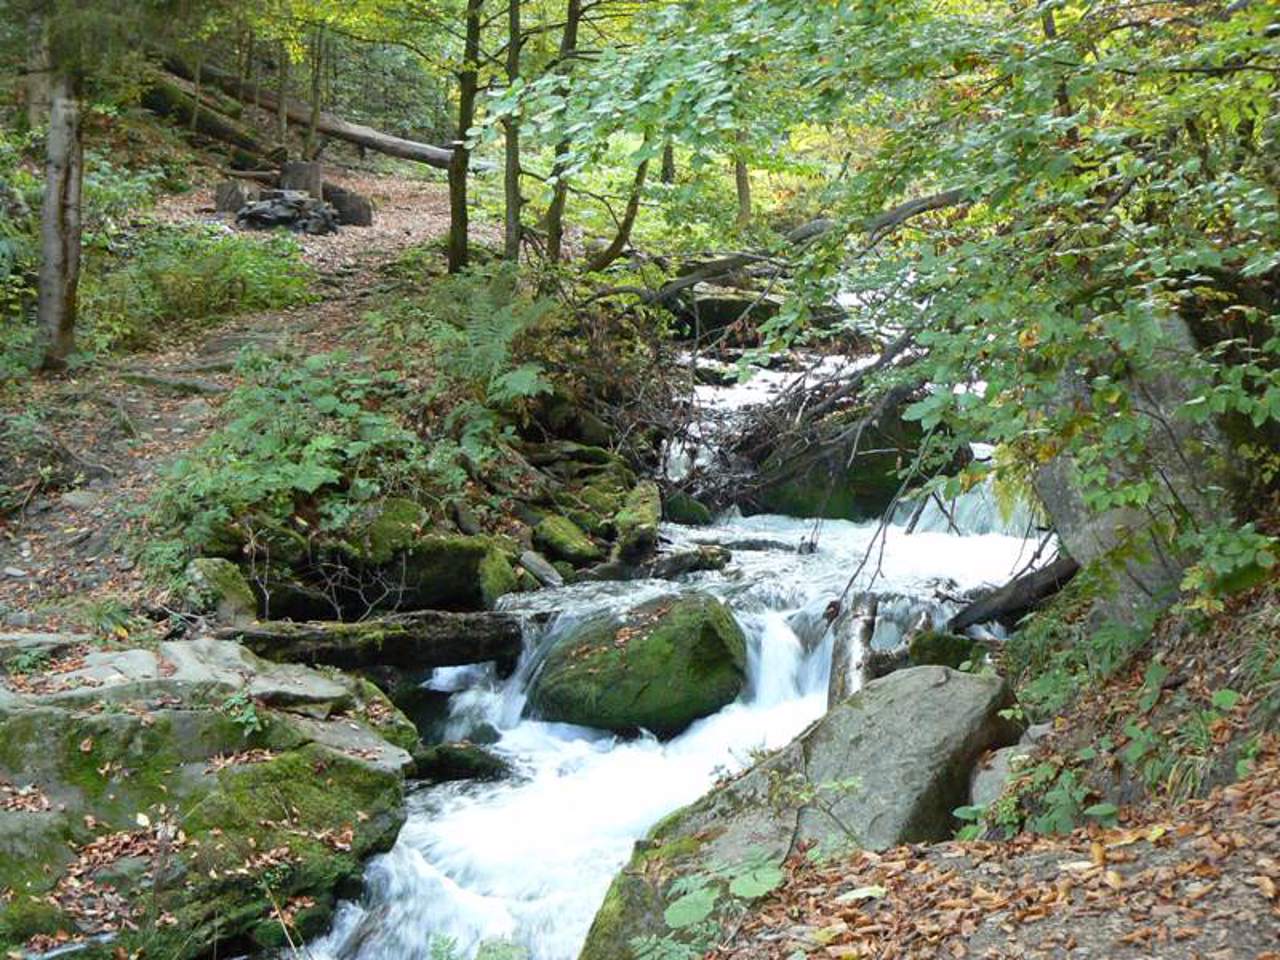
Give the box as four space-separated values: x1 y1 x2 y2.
305 29 323 159
584 157 649 273
189 56 203 133
38 72 83 372
502 0 522 260
276 42 289 148
543 0 583 263
661 141 675 184
448 0 484 273
734 130 751 228
25 13 51 131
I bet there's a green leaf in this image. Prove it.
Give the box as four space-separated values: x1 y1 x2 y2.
1211 689 1241 712
663 886 717 929
728 865 784 900
1084 802 1118 819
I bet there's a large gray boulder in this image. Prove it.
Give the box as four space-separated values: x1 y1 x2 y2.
580 666 1021 960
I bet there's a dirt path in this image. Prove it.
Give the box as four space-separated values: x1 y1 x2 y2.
0 171 485 631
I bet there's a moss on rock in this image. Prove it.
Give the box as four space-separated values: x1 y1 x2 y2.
526 594 747 737
909 630 978 669
534 515 603 565
357 497 428 566
399 535 519 609
612 481 661 563
665 491 713 526
186 557 258 624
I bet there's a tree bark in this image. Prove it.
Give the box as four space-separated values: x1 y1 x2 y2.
276 41 289 148
37 72 83 372
24 13 51 131
503 0 523 260
734 131 751 228
141 75 283 168
947 554 1080 633
661 141 676 184
584 157 649 272
543 0 583 263
305 28 323 159
166 59 456 170
217 610 526 671
449 0 484 273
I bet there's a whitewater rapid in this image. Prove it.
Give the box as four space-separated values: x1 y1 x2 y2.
305 503 1037 960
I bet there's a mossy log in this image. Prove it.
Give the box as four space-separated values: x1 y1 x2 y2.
140 74 285 169
218 610 526 671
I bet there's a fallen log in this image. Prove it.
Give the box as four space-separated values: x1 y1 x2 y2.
164 58 454 170
141 74 284 169
217 610 525 671
947 553 1080 633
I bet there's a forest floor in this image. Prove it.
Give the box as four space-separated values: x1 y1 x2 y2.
715 737 1280 959
0 169 491 634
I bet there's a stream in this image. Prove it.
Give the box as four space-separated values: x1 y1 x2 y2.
306 359 1041 960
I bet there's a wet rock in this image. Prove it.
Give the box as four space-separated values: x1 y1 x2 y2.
970 743 1034 808
519 550 564 588
580 667 1022 959
908 629 978 670
412 742 513 783
526 594 746 738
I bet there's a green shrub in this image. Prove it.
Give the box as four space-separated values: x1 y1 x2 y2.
79 224 313 355
142 351 439 572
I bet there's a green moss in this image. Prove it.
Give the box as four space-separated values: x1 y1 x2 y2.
665 491 713 526
613 481 661 563
187 557 258 623
479 549 518 609
534 515 603 565
399 535 515 610
351 678 420 753
527 595 747 737
0 895 73 949
357 497 428 565
908 630 978 669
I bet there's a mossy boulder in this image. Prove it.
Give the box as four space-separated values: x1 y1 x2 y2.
186 557 258 625
533 515 603 565
909 629 979 669
0 639 413 957
354 497 428 565
665 491 713 526
612 481 661 564
413 742 513 782
526 594 747 737
398 535 518 610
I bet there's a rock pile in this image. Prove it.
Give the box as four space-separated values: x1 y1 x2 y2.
235 189 340 235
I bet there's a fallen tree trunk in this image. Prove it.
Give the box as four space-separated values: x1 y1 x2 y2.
217 610 525 671
141 74 284 169
947 553 1080 633
164 58 454 170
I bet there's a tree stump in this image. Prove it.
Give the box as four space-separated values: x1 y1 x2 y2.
322 182 373 226
214 180 257 213
279 160 323 198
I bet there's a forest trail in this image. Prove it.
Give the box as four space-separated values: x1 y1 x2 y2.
0 171 483 632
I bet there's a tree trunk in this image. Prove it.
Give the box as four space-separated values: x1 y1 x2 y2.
25 13 51 131
734 131 751 228
947 554 1080 633
166 59 456 170
503 0 522 260
276 42 289 148
37 73 83 372
661 141 676 184
544 0 583 263
280 160 323 198
584 157 649 272
305 29 323 159
141 75 283 168
189 56 203 133
448 0 484 273
217 610 526 671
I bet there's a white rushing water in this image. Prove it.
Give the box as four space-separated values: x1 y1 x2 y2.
306 500 1038 960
